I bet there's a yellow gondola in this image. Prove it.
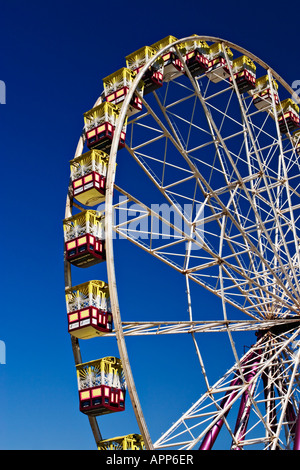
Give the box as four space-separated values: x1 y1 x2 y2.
76 357 125 416
65 280 111 338
63 210 105 268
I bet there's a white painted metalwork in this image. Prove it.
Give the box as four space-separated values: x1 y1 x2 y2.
65 36 300 450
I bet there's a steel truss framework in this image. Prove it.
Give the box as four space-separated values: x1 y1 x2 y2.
64 36 300 450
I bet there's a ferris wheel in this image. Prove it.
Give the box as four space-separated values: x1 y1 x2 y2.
63 35 300 450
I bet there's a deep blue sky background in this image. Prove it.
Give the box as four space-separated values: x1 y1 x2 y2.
0 0 299 450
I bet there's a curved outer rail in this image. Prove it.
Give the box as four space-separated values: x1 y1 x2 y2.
104 35 299 450
65 35 300 450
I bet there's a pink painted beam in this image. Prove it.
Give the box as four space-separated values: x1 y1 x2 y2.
199 350 259 450
293 406 300 450
231 350 261 449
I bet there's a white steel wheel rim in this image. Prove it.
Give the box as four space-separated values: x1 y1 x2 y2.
67 35 300 450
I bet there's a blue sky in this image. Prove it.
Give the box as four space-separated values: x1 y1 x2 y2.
0 0 300 450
